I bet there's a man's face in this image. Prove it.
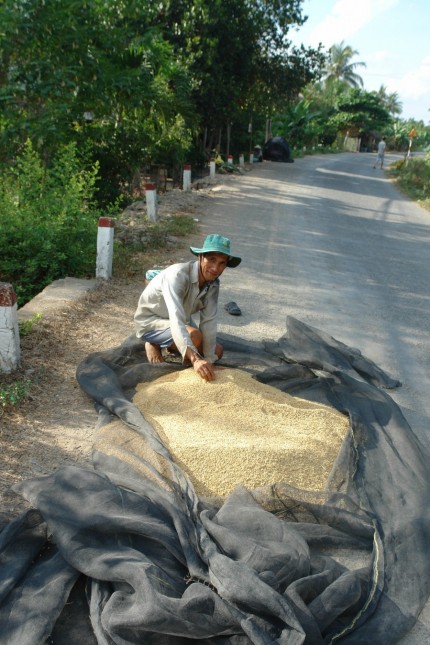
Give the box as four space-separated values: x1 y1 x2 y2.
200 252 229 282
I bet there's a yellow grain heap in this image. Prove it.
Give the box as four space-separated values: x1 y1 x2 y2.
131 367 349 497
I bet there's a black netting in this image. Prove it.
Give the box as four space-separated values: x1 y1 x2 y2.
1 316 429 644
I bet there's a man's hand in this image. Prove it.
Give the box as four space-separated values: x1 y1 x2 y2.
186 348 216 382
193 357 216 382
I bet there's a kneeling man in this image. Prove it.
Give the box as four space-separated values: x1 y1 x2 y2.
134 233 241 382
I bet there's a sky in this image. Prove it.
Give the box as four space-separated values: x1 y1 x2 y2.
289 0 430 124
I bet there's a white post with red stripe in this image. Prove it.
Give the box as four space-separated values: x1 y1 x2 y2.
183 165 192 191
227 154 233 164
209 158 216 180
0 282 20 373
145 183 158 222
96 217 115 279
239 152 244 168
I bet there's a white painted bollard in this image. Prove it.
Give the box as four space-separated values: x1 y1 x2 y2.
0 283 20 373
145 183 158 222
227 154 233 164
239 152 244 168
209 158 216 180
183 164 192 191
249 152 254 164
96 217 115 279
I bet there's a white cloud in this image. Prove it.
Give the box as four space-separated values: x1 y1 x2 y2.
309 0 400 47
372 50 390 62
395 55 430 100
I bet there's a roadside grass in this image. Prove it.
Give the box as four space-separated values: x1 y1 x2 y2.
0 378 32 416
0 314 44 415
388 156 430 211
113 214 197 278
18 313 43 337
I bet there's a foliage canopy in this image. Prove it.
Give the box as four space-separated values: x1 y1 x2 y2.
0 0 324 202
0 140 100 304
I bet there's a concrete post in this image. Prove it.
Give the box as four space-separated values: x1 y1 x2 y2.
183 165 192 191
0 283 20 373
227 154 233 164
145 183 158 222
239 152 244 168
209 158 216 180
249 152 254 164
96 217 115 279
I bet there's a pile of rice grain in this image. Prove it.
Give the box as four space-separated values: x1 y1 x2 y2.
133 367 349 497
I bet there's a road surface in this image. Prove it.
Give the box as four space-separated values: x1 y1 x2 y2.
201 152 430 643
206 152 430 447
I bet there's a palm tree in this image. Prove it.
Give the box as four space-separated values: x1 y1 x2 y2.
324 41 366 88
376 85 403 116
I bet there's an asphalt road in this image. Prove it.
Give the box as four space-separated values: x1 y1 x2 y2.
204 152 430 449
200 151 430 643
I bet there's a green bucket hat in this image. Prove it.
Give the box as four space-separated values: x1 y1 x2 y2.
190 234 241 268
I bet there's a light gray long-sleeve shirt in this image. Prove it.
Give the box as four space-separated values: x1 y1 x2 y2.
134 261 219 362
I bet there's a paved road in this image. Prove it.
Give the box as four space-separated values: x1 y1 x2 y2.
205 152 430 448
200 152 430 643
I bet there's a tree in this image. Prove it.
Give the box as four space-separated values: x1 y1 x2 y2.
0 0 327 200
0 0 197 202
324 41 366 89
155 0 326 153
328 88 392 136
375 85 403 116
272 99 323 148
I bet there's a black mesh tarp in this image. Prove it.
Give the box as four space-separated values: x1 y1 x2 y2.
262 137 293 163
1 316 430 644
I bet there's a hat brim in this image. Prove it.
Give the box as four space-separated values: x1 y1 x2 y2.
190 246 241 268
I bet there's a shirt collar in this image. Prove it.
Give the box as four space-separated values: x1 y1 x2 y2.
191 260 199 284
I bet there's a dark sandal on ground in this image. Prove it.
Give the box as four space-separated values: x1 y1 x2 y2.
224 301 242 316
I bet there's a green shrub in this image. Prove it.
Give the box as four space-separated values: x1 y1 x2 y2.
0 378 31 413
0 141 101 305
18 313 43 337
388 156 430 205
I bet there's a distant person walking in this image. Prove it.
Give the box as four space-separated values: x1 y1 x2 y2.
373 137 386 169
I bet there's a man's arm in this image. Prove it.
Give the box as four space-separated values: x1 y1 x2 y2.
161 271 195 358
199 284 219 362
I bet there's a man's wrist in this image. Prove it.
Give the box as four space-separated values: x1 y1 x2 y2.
190 351 203 365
